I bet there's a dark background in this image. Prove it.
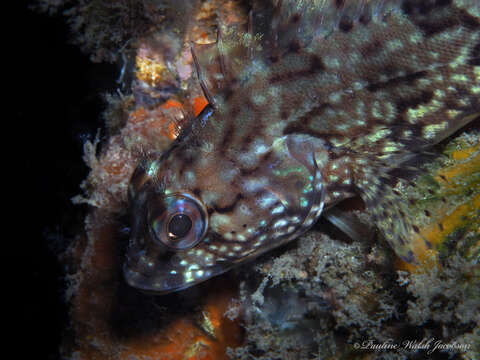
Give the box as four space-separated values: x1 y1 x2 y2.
17 1 117 358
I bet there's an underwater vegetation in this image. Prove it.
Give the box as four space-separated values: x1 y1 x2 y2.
36 0 480 359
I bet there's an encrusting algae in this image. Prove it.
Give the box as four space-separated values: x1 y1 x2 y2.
398 136 480 271
34 0 480 359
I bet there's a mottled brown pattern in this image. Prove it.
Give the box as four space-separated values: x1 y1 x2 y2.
124 0 480 293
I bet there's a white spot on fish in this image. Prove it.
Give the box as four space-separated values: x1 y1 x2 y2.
272 205 284 214
237 234 247 242
290 216 301 223
304 218 314 227
258 193 277 208
185 271 194 283
274 219 288 228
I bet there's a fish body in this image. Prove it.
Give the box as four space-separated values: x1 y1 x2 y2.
124 0 480 293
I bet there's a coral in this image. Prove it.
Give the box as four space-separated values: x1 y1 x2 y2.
399 255 480 359
400 256 479 328
34 0 183 62
102 92 134 136
226 230 399 359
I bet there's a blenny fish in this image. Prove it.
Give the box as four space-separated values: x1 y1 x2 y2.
124 0 480 294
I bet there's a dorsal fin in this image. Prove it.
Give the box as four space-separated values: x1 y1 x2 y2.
251 0 407 59
190 20 254 106
190 0 408 105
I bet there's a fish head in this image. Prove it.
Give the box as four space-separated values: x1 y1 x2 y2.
124 109 328 294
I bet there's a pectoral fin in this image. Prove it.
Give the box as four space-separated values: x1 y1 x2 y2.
352 162 422 264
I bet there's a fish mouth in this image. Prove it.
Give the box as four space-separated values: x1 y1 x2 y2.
123 249 235 294
123 263 194 295
122 248 193 294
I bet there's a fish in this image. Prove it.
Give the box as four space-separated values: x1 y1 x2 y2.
123 0 480 294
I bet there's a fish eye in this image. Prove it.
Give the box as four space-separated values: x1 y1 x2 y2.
167 213 192 239
148 193 208 250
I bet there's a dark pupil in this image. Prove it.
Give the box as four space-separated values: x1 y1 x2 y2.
168 214 192 239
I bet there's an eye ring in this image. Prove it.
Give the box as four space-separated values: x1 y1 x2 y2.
148 193 208 250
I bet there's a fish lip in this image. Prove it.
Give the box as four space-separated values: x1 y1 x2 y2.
122 263 190 294
123 257 236 295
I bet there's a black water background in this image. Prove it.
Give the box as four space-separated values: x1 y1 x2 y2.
15 2 117 358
